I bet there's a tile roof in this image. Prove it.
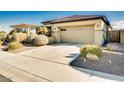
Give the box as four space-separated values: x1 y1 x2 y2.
10 23 37 28
42 15 111 26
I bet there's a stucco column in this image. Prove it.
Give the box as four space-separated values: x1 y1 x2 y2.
94 22 104 46
94 31 104 45
51 26 60 43
57 29 60 42
27 28 30 37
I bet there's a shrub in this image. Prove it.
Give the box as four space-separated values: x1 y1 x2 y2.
80 44 102 58
0 31 7 41
0 40 3 46
36 26 48 35
7 41 23 50
9 30 16 35
26 34 37 44
33 35 48 46
6 35 15 42
13 33 27 43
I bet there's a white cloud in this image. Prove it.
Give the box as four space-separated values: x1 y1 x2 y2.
112 20 124 30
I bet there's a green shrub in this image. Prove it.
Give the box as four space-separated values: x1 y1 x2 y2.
33 35 48 46
9 30 16 35
0 40 3 46
26 34 37 44
80 44 102 58
0 31 7 41
36 26 48 35
7 41 23 50
13 33 27 43
6 35 15 42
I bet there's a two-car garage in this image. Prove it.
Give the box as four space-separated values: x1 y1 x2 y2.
42 15 111 45
60 25 94 44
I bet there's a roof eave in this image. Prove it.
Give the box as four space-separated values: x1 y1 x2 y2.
42 17 111 28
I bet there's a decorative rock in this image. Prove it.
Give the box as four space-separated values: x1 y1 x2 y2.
86 54 99 61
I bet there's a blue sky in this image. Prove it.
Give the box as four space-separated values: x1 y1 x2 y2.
0 11 124 31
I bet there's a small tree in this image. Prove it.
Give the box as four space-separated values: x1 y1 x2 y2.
9 30 17 35
5 30 17 43
36 26 48 35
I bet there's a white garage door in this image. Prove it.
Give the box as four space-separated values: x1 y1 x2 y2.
60 26 94 44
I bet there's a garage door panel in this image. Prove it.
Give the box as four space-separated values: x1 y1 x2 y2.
60 26 94 43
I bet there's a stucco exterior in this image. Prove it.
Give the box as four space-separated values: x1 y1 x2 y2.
44 18 110 46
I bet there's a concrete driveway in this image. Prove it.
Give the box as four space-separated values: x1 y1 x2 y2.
19 43 80 65
0 43 124 82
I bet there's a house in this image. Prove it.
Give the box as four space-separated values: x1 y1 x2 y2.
42 15 112 45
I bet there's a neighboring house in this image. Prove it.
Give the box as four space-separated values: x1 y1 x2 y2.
42 15 112 45
10 23 37 36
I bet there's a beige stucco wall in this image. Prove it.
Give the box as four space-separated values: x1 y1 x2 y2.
94 31 104 45
94 19 111 45
47 19 110 45
94 19 105 45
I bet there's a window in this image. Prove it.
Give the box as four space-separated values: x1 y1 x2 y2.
60 28 66 31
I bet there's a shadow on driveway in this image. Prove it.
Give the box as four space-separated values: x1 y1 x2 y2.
65 53 79 58
0 74 12 82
